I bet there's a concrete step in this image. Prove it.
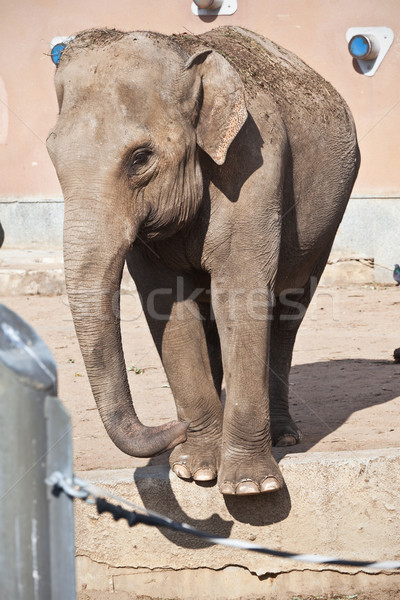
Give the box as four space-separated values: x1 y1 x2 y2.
0 249 65 295
0 248 377 297
0 249 136 295
74 448 400 599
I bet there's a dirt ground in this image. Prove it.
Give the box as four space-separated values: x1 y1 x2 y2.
2 284 400 472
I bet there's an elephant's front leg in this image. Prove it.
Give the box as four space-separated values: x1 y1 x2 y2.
127 250 223 481
211 275 283 495
163 299 224 482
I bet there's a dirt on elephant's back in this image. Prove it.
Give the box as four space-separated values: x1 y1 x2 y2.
60 25 351 130
61 28 126 63
172 27 347 125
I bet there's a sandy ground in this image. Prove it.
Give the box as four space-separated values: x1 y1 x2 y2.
2 284 400 472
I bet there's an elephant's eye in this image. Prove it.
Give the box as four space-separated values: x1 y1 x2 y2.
122 147 154 183
132 149 152 167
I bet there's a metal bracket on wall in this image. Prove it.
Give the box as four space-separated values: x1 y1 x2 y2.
50 36 75 65
191 0 237 16
346 27 394 76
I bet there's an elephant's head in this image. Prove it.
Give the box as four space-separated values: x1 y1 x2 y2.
47 30 247 457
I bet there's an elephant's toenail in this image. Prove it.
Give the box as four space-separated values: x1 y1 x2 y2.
193 468 216 482
260 477 281 492
236 481 259 495
220 481 235 495
276 434 297 447
172 464 191 479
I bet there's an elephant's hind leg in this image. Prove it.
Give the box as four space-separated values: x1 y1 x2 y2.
270 247 333 446
200 301 223 397
269 295 305 447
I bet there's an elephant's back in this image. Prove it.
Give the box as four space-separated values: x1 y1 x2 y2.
172 26 352 132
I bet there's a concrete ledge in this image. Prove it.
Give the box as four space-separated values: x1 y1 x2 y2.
0 266 66 295
0 249 64 295
0 249 383 295
320 256 374 286
0 249 135 295
75 448 400 599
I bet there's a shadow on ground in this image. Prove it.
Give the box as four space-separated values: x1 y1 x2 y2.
274 357 399 458
134 357 399 546
134 462 292 548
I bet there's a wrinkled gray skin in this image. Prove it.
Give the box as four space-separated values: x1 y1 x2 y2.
47 26 359 495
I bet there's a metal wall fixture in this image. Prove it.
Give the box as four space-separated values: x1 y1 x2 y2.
346 27 394 76
50 36 74 65
191 0 237 16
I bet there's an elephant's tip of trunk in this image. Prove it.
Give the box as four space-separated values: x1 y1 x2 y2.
162 420 189 452
119 419 189 458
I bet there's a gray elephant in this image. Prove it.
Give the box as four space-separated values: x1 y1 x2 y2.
47 26 359 495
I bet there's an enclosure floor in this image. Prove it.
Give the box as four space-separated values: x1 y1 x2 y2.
3 285 400 471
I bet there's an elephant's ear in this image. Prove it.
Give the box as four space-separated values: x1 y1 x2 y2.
185 49 248 166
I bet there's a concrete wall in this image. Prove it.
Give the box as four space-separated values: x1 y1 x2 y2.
0 0 399 280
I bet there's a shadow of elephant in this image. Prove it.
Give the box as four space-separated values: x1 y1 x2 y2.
134 461 292 549
133 357 399 545
273 357 399 460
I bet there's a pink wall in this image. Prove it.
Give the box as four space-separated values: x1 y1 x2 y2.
0 0 399 197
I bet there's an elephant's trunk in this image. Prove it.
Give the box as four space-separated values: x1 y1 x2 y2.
63 200 187 458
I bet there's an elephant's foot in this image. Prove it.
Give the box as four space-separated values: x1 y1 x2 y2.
271 416 302 447
170 428 221 482
218 449 283 495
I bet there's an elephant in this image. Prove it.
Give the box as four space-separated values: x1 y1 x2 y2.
47 26 360 495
